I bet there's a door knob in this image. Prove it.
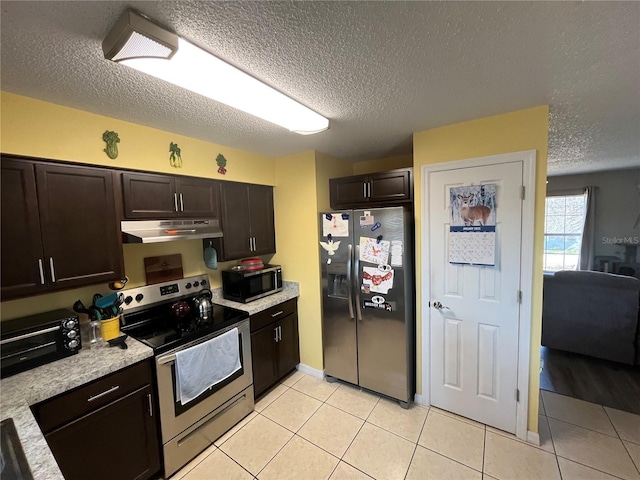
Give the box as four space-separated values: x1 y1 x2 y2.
432 301 450 310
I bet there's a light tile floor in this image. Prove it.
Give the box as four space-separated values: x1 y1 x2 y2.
171 372 640 480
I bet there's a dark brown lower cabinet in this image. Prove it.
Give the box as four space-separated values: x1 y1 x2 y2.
32 360 160 480
250 299 300 398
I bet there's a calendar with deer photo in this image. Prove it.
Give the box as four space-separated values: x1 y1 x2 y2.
449 184 497 266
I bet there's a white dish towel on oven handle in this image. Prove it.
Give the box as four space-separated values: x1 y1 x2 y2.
174 327 241 405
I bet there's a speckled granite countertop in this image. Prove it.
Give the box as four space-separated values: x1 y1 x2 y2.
0 337 153 480
211 280 299 315
0 283 299 479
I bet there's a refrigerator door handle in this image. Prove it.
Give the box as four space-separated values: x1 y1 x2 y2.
346 244 354 319
354 244 363 322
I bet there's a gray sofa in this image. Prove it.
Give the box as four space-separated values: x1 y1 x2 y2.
542 270 640 365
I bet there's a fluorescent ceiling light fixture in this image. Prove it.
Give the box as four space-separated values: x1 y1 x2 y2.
103 10 329 135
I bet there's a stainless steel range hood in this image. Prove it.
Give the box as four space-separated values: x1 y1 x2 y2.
121 219 223 244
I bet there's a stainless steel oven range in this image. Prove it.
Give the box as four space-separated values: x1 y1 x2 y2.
120 275 253 478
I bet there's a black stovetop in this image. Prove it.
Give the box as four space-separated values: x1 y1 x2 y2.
121 302 248 355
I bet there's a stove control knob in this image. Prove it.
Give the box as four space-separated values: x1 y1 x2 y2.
200 279 207 286
67 330 77 339
124 296 133 305
194 281 200 287
64 319 77 329
185 283 192 289
68 339 79 349
135 294 144 303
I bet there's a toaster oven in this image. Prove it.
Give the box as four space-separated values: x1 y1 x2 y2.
0 308 81 378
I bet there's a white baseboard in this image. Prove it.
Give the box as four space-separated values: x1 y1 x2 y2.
414 393 429 406
526 430 541 446
296 363 324 379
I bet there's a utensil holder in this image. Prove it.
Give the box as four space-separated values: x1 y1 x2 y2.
100 316 120 342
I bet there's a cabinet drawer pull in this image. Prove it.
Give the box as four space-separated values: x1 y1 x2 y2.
49 257 56 282
38 259 45 285
271 310 284 318
147 393 153 417
87 385 120 402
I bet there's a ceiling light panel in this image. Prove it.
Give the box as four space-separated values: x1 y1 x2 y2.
104 10 328 135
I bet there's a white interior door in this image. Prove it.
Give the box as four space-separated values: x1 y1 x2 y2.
429 160 523 433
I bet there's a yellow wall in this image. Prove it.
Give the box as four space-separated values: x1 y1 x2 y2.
0 92 274 320
271 151 351 371
315 151 354 211
272 151 320 369
0 93 275 185
413 106 549 433
352 154 413 175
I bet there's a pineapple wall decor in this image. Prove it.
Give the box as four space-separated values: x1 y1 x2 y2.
216 154 227 174
169 142 182 168
102 130 120 159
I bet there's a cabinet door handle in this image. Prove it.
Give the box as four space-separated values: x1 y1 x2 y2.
253 237 257 251
367 182 371 198
38 259 45 285
278 325 282 341
49 257 56 283
274 327 278 342
363 183 367 198
88 385 120 402
147 393 153 417
271 310 284 318
249 237 253 252
179 193 184 212
174 193 179 212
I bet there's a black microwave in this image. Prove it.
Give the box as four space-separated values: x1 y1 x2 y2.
222 265 283 303
0 308 81 378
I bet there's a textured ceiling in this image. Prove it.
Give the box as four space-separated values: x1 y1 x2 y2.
1 1 638 175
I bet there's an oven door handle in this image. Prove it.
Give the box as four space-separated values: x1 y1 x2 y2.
157 354 177 366
156 321 248 366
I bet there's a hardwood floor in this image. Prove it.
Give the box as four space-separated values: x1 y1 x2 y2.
539 346 640 414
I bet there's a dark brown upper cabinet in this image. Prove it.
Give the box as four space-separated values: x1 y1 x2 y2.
329 168 413 209
214 182 276 261
1 156 124 300
122 172 218 219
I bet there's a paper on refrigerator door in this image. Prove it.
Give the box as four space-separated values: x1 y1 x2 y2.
362 266 394 294
390 240 403 267
359 237 390 265
322 214 349 237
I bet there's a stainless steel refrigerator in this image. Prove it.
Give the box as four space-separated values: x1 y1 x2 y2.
320 206 415 406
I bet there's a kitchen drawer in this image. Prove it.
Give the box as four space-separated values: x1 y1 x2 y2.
33 360 152 433
250 299 297 333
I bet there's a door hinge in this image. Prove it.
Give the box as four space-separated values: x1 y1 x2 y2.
516 388 520 402
520 185 525 200
517 290 522 304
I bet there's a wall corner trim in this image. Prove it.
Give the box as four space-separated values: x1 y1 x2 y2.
526 430 541 446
